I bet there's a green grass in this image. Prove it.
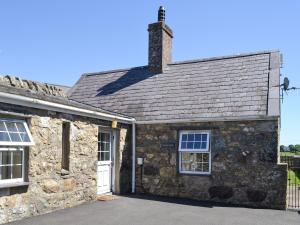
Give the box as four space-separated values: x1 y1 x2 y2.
288 170 300 185
280 152 300 157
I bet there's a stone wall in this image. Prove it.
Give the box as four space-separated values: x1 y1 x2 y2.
135 120 287 209
0 103 131 224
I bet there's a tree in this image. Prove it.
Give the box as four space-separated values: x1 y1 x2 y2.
280 145 285 152
289 145 296 152
295 145 300 152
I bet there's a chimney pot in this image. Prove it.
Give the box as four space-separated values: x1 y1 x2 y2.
158 6 165 22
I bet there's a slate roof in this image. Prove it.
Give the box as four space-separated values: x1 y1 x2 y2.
69 51 281 122
0 84 133 120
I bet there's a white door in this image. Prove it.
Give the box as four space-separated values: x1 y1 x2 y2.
97 131 113 194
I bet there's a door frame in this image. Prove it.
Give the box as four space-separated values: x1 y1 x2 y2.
97 128 116 195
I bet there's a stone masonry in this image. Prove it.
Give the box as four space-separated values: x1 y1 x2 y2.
0 75 68 97
0 103 131 224
135 120 287 209
148 21 173 74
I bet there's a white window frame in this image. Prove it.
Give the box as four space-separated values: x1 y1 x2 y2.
0 147 25 185
0 119 34 146
178 130 211 175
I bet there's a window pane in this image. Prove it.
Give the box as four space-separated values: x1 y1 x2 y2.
202 163 209 172
190 153 195 162
19 133 30 142
100 151 110 161
105 143 110 152
100 133 110 142
195 153 203 162
100 151 104 161
16 122 26 132
0 122 6 131
5 122 18 132
9 133 22 142
194 163 203 172
195 134 201 141
201 142 207 149
187 134 194 141
13 151 22 164
100 133 104 142
0 132 10 142
181 152 190 161
181 162 191 171
181 134 187 141
202 134 208 141
1 151 11 165
100 142 105 151
181 142 187 149
100 142 110 152
187 142 193 149
104 152 110 161
194 142 201 149
202 153 209 162
12 165 22 178
0 166 11 180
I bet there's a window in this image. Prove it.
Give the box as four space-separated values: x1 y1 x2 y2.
0 148 24 184
179 131 211 174
98 132 111 161
62 122 70 171
0 120 34 146
0 119 33 185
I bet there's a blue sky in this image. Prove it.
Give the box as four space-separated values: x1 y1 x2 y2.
0 1 299 145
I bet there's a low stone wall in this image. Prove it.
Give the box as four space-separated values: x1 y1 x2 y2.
135 120 287 209
0 103 131 224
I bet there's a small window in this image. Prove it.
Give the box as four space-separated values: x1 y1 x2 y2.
179 131 211 174
0 119 34 146
0 147 24 184
62 122 70 171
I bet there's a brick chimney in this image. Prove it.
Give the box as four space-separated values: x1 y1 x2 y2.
148 6 173 74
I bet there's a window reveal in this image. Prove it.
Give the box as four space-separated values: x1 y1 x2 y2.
62 122 70 171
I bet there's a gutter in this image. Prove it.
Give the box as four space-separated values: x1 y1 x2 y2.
135 115 280 125
0 92 135 124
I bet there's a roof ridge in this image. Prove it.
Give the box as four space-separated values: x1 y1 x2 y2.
169 50 279 66
45 82 71 88
83 66 148 77
0 75 68 97
80 50 279 77
0 83 68 99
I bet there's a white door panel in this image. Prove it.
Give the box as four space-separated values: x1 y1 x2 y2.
97 131 114 195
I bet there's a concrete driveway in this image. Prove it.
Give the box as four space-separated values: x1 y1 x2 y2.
7 195 300 225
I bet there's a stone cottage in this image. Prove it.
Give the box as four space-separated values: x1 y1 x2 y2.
69 7 287 209
0 6 287 224
0 76 134 223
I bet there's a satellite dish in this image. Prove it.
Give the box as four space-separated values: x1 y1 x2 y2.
279 77 299 103
283 77 289 91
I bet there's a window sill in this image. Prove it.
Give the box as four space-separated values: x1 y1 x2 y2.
179 172 211 176
0 182 29 189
